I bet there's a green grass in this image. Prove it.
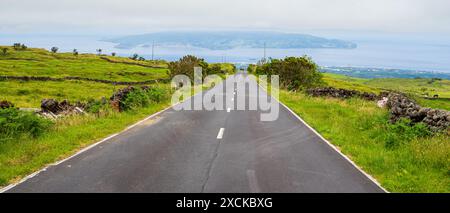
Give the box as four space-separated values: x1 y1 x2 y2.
0 46 169 82
0 79 127 108
279 90 449 192
322 73 450 110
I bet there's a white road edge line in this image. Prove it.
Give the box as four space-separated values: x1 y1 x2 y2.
0 102 181 193
217 128 225 139
256 82 389 193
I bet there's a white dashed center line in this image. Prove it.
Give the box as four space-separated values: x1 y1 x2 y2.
217 128 225 139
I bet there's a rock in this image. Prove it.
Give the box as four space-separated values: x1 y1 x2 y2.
386 93 449 131
110 86 137 111
377 97 388 108
41 99 61 113
0 100 14 109
40 98 86 116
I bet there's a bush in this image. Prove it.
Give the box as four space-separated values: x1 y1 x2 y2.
207 64 222 75
120 88 150 111
51 47 58 53
247 64 256 73
384 118 431 149
255 56 323 90
0 108 53 141
146 87 167 103
85 99 106 114
168 55 208 80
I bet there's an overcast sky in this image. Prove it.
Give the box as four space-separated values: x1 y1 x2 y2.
1 0 449 35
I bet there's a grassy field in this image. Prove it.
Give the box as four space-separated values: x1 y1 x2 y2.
0 46 169 82
323 73 450 110
0 80 125 108
279 90 449 192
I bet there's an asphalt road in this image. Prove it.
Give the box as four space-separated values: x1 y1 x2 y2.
5 73 385 193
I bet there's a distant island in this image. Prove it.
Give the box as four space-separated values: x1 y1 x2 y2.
104 31 357 50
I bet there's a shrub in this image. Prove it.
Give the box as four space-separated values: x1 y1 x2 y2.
85 99 105 114
255 56 323 90
247 64 256 73
207 64 222 75
168 55 208 80
120 88 150 111
130 53 139 60
384 118 431 149
146 87 167 103
0 108 53 141
51 47 58 53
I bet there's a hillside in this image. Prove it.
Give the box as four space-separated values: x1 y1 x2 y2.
0 46 234 108
0 46 169 82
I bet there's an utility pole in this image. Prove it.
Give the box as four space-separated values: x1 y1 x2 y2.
263 42 266 63
151 41 155 61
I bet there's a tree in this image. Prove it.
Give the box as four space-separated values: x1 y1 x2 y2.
111 52 116 57
51 47 58 53
96 49 102 55
247 64 256 73
168 55 208 80
138 56 146 61
255 56 323 90
73 49 79 56
1 48 7 55
207 64 221 75
130 53 139 60
12 43 27 50
13 43 21 50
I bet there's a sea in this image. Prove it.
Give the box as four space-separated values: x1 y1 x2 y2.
1 33 449 76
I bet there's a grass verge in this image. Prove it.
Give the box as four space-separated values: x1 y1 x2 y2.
0 99 171 187
279 90 449 192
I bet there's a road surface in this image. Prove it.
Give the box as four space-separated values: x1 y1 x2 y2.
5 73 384 193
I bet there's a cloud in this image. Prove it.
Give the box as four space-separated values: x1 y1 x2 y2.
0 0 449 34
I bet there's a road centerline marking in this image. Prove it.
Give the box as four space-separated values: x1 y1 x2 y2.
217 128 225 139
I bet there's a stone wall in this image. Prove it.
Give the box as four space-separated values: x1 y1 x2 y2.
307 87 379 101
386 93 449 132
308 87 450 132
0 75 169 85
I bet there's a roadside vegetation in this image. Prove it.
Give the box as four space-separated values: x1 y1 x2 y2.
0 45 234 186
168 55 235 80
253 56 449 192
322 73 450 110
